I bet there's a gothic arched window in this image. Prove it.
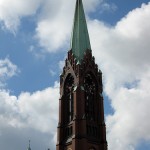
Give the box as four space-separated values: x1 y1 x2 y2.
64 74 74 123
84 73 96 121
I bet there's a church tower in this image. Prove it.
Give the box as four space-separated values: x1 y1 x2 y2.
56 0 107 150
27 140 31 150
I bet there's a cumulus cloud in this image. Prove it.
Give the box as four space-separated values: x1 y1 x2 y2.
1 0 150 150
35 12 72 52
34 2 150 148
0 58 19 87
35 0 102 52
0 0 102 46
0 82 59 150
35 0 75 52
88 2 150 150
107 71 150 150
0 0 42 32
99 2 117 14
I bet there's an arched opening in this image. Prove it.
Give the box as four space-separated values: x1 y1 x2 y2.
64 74 74 123
84 73 97 121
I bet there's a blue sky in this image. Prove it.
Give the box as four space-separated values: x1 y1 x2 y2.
0 0 150 150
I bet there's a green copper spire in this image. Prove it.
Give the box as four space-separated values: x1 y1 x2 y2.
71 0 91 63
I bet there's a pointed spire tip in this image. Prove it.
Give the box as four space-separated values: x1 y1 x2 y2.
71 0 91 63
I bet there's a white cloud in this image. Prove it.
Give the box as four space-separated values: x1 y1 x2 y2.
35 14 72 52
35 0 102 52
83 0 103 13
87 2 150 150
0 83 59 150
49 69 56 76
0 57 59 150
0 0 42 33
99 2 117 14
0 58 19 87
106 71 150 150
0 0 102 46
1 0 150 150
35 2 150 148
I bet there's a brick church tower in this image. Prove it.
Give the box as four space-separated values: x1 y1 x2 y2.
56 0 107 150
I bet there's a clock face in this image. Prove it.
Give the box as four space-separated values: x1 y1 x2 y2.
67 148 72 150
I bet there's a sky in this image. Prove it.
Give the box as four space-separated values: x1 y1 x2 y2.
0 0 150 150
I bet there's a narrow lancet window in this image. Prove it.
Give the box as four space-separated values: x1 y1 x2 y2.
84 73 96 121
64 74 74 123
